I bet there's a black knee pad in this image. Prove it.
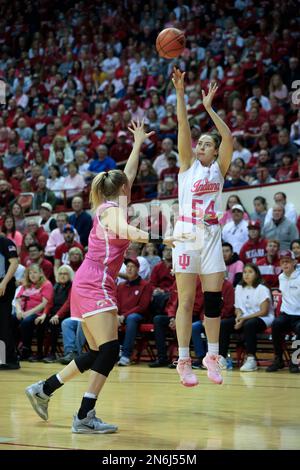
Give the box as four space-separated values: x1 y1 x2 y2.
74 350 98 373
204 291 222 318
91 340 119 377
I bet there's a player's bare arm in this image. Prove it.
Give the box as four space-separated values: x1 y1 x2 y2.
202 82 233 177
172 67 195 172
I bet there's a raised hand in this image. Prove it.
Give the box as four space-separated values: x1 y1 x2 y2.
172 67 185 92
128 119 154 146
201 82 218 110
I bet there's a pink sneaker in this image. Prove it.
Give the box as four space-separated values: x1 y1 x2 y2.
176 358 199 387
203 354 223 384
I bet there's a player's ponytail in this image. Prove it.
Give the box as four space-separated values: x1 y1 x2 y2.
90 170 128 210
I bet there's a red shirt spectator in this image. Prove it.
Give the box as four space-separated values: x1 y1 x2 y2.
256 240 281 288
239 221 267 264
150 247 174 292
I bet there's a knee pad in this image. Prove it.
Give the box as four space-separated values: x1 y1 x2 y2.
204 291 222 318
74 350 98 373
91 340 119 377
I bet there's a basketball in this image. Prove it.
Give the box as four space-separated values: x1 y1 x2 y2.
156 28 186 59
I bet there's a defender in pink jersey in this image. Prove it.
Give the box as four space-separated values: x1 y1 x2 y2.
26 121 176 434
172 69 233 387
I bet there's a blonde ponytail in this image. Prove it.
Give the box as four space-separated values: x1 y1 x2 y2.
89 170 128 211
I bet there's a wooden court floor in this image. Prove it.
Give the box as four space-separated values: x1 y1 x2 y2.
0 362 299 450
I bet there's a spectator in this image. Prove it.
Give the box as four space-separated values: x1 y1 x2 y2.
222 242 244 287
110 131 132 164
232 136 251 165
54 224 84 278
136 159 158 199
119 242 151 282
3 143 24 173
245 85 271 112
251 165 277 186
269 74 288 106
224 164 249 188
43 265 74 363
0 180 15 210
64 162 86 204
117 258 153 366
32 175 57 211
16 117 33 145
0 235 19 370
270 129 299 166
262 205 299 250
264 192 297 227
219 263 274 371
25 218 49 249
257 239 281 288
0 214 23 253
87 144 117 177
290 239 300 268
15 264 54 361
141 243 161 273
45 212 80 259
153 138 178 177
68 196 93 247
266 251 300 373
250 196 268 226
39 203 57 234
275 154 295 182
219 194 249 226
222 204 249 254
239 220 267 264
68 246 84 272
48 136 74 166
46 164 65 202
25 243 54 283
149 245 174 313
160 154 179 183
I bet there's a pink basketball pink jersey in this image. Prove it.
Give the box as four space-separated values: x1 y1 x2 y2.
86 201 130 279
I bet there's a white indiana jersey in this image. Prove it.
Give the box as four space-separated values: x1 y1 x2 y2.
176 159 224 229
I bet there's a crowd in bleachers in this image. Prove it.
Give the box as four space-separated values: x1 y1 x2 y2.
0 0 300 371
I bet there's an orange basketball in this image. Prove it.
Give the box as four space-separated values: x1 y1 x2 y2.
156 28 186 59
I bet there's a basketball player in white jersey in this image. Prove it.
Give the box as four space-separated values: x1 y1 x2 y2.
172 68 233 386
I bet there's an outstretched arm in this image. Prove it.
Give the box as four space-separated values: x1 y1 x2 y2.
172 68 194 172
101 207 193 248
124 119 154 189
202 83 233 177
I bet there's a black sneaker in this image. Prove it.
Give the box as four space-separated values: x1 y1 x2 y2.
266 357 285 372
0 361 20 370
148 359 170 368
43 355 57 363
28 355 44 362
289 362 300 373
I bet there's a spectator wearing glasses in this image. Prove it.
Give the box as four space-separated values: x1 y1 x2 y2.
43 265 74 363
25 243 54 283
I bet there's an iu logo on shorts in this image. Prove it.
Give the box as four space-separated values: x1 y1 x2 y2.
179 254 190 270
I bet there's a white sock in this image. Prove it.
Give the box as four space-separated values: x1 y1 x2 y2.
84 392 97 399
207 343 219 357
56 373 64 384
178 347 190 360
